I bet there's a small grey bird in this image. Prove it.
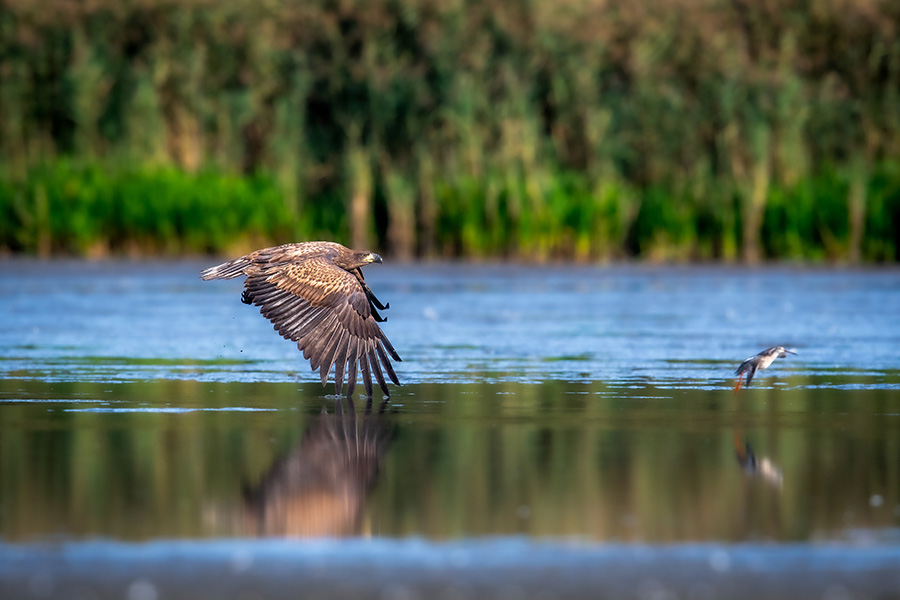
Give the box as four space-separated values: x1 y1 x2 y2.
734 346 796 391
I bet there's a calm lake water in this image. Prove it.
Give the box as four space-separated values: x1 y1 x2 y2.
1 259 900 599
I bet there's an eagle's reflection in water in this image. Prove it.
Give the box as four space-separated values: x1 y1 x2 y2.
244 399 392 537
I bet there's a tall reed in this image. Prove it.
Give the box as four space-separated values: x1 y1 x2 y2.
1 0 899 261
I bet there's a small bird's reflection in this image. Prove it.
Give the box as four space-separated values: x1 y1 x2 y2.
244 398 392 537
733 430 783 488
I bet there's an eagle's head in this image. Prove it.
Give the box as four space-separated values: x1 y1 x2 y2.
343 249 383 269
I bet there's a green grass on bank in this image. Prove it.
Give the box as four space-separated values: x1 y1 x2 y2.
0 162 296 257
1 160 897 261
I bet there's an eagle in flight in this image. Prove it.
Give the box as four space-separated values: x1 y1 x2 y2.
201 242 400 397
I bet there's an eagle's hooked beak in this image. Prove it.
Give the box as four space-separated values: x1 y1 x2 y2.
365 253 383 264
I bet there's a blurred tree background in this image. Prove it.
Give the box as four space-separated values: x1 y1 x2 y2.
1 0 899 262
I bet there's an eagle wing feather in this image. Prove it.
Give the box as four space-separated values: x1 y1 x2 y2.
202 243 400 397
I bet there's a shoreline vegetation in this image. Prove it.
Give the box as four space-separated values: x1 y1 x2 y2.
1 0 899 262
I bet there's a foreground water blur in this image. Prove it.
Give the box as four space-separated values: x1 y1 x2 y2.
1 259 899 598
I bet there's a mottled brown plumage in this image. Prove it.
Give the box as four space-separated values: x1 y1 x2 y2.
201 242 400 397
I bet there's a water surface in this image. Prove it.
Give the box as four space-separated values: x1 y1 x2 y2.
1 259 899 598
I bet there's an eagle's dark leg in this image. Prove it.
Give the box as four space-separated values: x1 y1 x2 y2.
241 289 253 305
352 268 391 320
365 288 390 311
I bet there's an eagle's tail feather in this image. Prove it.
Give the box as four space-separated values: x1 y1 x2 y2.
200 257 250 280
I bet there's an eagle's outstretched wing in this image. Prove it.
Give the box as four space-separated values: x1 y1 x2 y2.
202 243 400 397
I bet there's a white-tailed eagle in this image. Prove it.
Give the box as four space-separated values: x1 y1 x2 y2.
202 242 400 397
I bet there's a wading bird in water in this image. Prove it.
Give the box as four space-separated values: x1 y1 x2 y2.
734 346 795 392
201 242 400 398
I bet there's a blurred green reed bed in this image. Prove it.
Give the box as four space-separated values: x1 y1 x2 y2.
1 0 899 261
